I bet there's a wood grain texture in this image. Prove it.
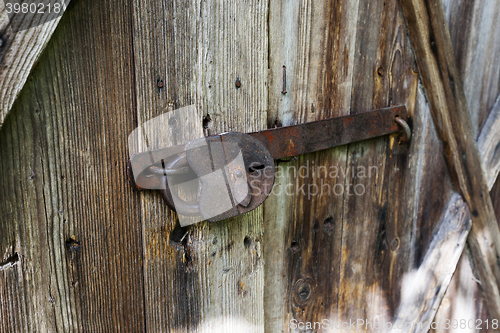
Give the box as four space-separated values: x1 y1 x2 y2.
393 96 500 333
264 0 440 330
0 0 146 331
432 95 500 333
399 0 500 321
432 0 500 329
265 0 358 329
442 0 500 138
338 0 419 323
0 0 70 130
131 0 269 331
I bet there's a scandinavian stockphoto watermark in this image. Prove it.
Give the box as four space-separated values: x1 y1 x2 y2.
3 0 69 32
128 105 379 226
249 161 379 199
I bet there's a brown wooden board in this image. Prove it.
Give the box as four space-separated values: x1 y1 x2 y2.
400 0 500 322
263 0 459 330
0 0 145 331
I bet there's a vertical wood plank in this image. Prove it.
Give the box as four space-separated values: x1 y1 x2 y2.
265 0 359 330
131 0 269 331
265 0 442 330
338 0 419 322
0 0 146 331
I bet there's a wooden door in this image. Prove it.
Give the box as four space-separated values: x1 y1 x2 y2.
1 0 499 332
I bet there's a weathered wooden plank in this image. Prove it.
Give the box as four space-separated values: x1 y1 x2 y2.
392 96 500 333
265 0 425 330
432 98 500 333
131 0 269 331
432 0 500 329
399 0 500 320
265 0 358 330
442 0 500 138
409 0 500 330
338 0 419 323
0 0 146 331
0 0 70 130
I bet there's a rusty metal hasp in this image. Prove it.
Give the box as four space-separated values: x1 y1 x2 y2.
127 106 410 224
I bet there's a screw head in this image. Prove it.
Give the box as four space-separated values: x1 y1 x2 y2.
157 79 164 89
235 78 241 89
234 169 244 179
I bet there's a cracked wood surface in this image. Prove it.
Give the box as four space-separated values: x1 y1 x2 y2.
0 0 70 130
131 0 269 331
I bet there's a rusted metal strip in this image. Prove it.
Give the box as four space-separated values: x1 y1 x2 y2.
249 106 407 160
128 106 408 190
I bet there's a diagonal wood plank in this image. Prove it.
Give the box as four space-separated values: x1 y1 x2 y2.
0 0 70 130
399 0 500 321
392 95 500 333
424 0 500 329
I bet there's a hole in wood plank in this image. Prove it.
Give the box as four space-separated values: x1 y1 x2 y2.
203 114 212 129
243 236 252 249
170 224 189 244
323 217 334 234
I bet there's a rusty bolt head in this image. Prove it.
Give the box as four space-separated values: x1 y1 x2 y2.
157 79 164 89
235 78 241 89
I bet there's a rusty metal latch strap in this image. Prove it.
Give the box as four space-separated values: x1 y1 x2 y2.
249 106 408 160
127 106 410 223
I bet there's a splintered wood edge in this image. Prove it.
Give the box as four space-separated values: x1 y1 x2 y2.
479 96 500 190
391 97 500 332
0 1 70 130
399 0 500 325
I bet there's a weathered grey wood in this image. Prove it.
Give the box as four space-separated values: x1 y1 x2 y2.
399 0 500 321
131 0 269 331
432 97 500 333
442 0 500 138
1 0 498 331
433 0 500 329
0 0 69 129
392 95 500 333
338 0 419 323
0 0 146 331
479 97 500 190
